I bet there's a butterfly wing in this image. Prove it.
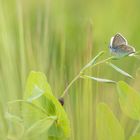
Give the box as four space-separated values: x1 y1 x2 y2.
112 44 135 57
112 33 128 47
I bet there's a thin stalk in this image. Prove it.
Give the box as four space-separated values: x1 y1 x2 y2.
90 56 114 69
61 56 114 98
61 72 82 98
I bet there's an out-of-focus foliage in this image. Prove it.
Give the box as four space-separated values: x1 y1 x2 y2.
117 81 140 120
96 103 125 140
0 0 140 139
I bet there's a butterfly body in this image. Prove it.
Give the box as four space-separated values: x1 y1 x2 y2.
109 33 135 57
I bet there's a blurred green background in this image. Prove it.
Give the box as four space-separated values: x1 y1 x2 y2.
0 0 140 139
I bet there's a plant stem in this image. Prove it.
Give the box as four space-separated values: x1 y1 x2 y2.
61 56 114 98
90 56 114 69
60 72 82 98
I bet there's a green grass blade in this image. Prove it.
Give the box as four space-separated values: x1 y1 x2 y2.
107 62 134 79
81 75 116 84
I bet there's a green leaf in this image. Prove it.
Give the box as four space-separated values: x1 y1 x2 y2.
96 103 125 140
27 85 44 102
81 51 105 71
8 100 48 130
107 62 133 79
129 134 140 140
117 81 140 120
22 71 56 127
24 71 53 100
6 112 23 123
44 94 70 138
25 116 57 138
7 71 71 139
81 75 116 84
24 71 71 139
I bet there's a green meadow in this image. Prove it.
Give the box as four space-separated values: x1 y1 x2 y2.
0 0 140 140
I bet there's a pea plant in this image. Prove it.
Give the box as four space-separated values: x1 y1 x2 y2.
7 51 140 140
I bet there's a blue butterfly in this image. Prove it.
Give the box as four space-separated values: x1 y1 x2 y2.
109 33 136 57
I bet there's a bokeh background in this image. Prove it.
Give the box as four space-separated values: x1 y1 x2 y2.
0 0 140 139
